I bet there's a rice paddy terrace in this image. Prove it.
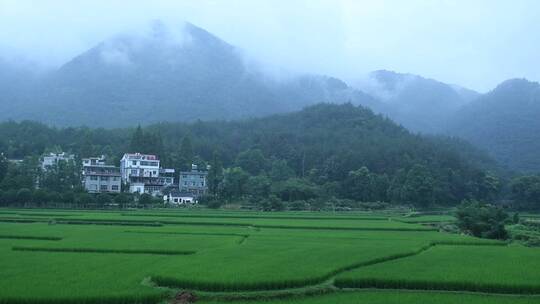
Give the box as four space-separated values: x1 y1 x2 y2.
0 209 539 304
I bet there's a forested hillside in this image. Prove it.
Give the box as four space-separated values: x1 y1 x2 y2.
0 103 499 208
448 79 540 172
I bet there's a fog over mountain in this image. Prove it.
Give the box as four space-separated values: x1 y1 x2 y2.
1 1 539 173
354 70 480 133
0 22 381 127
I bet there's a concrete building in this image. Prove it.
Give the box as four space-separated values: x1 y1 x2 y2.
120 153 175 196
179 164 208 196
41 152 75 171
82 156 121 193
163 190 196 205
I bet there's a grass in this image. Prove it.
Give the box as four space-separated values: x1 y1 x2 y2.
0 208 539 303
335 245 540 294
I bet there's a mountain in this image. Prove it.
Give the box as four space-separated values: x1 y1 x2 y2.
447 78 540 172
0 22 379 127
356 70 479 133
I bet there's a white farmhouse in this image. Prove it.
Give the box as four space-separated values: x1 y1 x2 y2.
120 153 175 196
41 152 75 171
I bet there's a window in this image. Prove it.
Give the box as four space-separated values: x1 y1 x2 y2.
173 198 179 203
101 176 109 181
200 182 205 187
112 177 119 181
132 160 137 165
100 185 108 191
182 175 187 178
90 176 98 181
131 169 138 175
111 185 119 191
184 182 188 186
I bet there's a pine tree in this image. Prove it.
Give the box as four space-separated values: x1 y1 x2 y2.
208 151 223 197
179 135 193 170
129 125 145 153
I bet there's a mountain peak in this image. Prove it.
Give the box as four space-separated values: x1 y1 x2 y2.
492 78 539 94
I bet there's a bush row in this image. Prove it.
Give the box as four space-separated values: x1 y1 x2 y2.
333 277 540 294
12 246 196 255
0 235 62 241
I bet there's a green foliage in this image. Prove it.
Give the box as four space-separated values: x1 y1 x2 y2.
456 200 509 239
220 167 250 200
246 175 272 199
0 154 7 183
138 194 154 207
0 104 509 208
235 149 268 175
16 188 32 205
207 151 223 197
448 79 540 172
96 194 112 207
274 178 319 202
114 193 133 208
511 175 540 210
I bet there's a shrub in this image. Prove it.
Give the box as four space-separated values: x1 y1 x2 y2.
16 188 32 205
456 199 509 240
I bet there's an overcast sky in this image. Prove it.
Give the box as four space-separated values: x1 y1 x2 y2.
0 0 539 92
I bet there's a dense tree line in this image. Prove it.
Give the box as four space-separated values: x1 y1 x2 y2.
0 103 530 210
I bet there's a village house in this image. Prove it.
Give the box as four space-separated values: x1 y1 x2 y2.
40 152 75 171
179 164 209 197
81 156 121 193
120 153 175 196
163 189 197 205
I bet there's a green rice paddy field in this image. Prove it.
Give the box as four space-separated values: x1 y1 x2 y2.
0 208 539 303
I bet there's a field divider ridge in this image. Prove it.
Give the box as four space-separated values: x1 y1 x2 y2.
12 246 196 255
0 235 62 241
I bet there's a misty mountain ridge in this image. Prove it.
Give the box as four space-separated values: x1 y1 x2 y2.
355 70 480 133
1 20 539 172
0 21 379 127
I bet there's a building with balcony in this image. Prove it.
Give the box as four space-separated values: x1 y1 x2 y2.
82 156 121 193
179 164 208 196
120 153 175 196
41 152 75 171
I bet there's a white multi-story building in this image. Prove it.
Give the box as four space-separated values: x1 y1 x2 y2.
41 152 75 171
120 153 161 180
120 153 174 196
